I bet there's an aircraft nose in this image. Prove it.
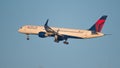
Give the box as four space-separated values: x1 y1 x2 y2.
18 29 21 32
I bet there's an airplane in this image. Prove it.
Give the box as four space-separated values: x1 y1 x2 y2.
18 15 108 44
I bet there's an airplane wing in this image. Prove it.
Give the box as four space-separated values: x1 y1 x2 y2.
43 19 84 44
44 19 65 43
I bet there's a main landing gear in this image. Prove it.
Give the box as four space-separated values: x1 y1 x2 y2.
54 39 69 44
63 39 69 44
63 41 69 44
54 39 59 43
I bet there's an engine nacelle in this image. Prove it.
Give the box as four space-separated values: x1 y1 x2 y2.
38 32 47 38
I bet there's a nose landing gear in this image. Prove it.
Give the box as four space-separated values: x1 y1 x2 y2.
26 34 29 40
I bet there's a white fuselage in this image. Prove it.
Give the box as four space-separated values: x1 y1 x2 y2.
18 25 104 39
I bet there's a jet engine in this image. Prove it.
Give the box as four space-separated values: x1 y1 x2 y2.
38 32 47 38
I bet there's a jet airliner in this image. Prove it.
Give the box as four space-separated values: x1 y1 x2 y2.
18 15 108 44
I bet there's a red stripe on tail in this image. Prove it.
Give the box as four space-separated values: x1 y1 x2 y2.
89 15 107 32
95 19 105 32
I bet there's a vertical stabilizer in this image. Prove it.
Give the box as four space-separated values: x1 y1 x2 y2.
89 15 107 32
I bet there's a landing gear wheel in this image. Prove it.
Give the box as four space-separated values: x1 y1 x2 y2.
63 41 69 44
26 34 29 40
27 37 29 40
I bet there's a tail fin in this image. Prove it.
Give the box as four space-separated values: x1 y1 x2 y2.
89 15 108 32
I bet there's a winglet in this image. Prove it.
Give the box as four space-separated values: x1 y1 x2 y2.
45 19 49 26
44 19 55 33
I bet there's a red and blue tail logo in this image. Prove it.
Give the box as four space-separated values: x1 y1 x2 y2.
89 15 107 32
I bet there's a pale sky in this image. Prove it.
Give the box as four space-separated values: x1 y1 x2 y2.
0 0 120 68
